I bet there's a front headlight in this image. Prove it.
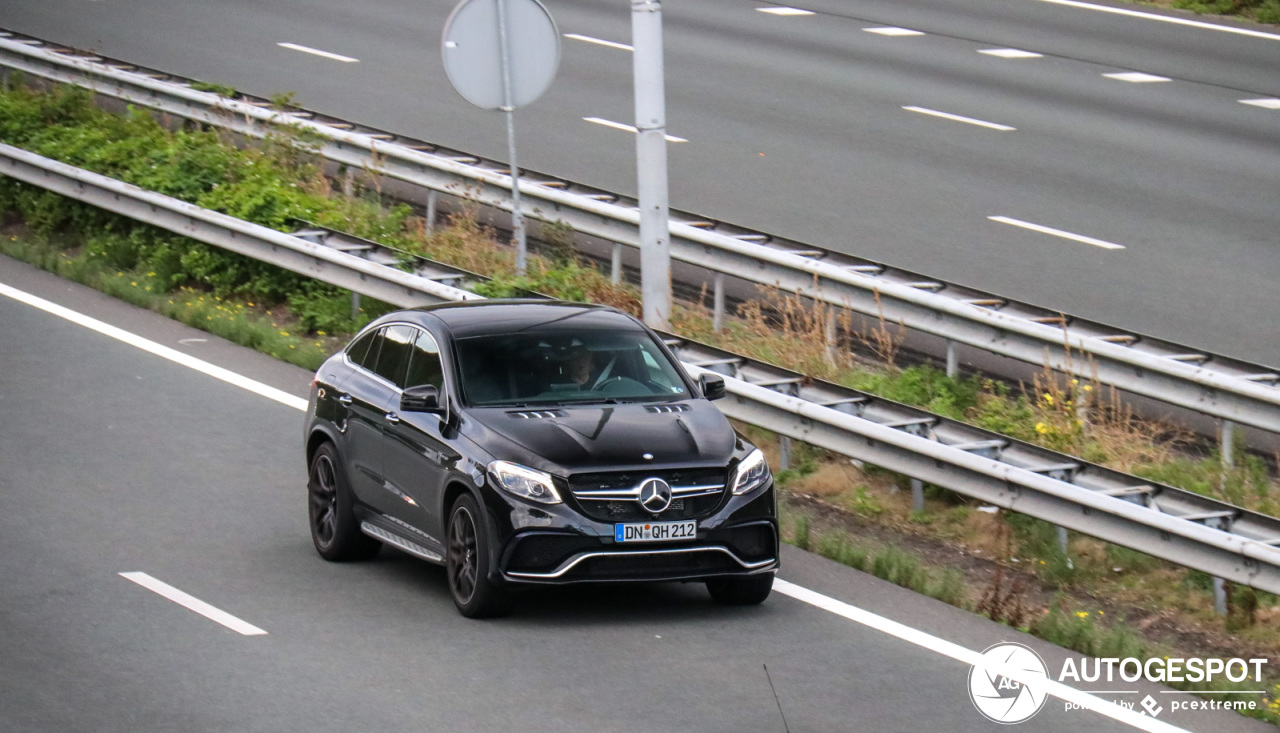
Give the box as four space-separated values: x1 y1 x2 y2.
730 449 771 495
487 461 562 504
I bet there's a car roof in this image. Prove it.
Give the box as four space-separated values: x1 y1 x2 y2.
389 299 647 339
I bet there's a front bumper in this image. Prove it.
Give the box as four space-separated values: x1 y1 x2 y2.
494 485 778 584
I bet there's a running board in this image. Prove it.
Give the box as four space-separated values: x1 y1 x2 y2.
361 522 444 563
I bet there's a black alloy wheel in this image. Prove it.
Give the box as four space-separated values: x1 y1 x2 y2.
307 442 381 561
446 494 512 618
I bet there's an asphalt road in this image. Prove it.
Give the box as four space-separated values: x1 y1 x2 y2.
3 0 1279 366
0 254 1271 732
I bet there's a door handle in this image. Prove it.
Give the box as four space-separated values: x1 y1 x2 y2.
384 412 401 424
337 394 353 405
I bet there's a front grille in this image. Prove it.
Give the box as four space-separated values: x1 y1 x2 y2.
568 467 725 492
574 550 743 580
566 467 727 523
579 494 721 523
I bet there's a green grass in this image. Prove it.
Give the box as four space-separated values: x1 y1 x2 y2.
1 234 340 370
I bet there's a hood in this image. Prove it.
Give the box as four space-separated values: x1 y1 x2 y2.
462 400 736 474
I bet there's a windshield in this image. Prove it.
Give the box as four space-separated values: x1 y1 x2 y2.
455 329 690 407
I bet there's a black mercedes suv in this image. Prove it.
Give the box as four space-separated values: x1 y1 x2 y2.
303 300 778 617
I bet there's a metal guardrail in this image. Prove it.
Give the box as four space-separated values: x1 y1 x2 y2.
2 30 1279 437
5 141 1279 594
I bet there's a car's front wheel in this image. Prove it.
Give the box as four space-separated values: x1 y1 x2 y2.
706 573 774 605
446 494 513 618
308 442 381 561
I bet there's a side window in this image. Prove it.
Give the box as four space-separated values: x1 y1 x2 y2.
373 325 415 387
348 327 382 370
405 330 445 390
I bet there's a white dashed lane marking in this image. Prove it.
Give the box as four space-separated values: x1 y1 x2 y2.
277 42 358 63
563 33 633 52
979 48 1043 59
990 216 1126 250
120 572 267 636
863 27 925 36
583 117 688 143
1103 72 1171 83
1240 98 1280 109
903 106 1016 131
756 6 815 16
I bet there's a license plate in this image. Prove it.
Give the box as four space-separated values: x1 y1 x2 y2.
614 520 696 543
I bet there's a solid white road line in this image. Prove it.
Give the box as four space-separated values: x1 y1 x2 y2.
756 6 815 16
277 42 358 63
0 282 309 411
989 216 1126 250
120 572 267 636
979 48 1043 59
563 33 633 51
1103 71 1171 83
903 106 1016 131
1240 98 1280 109
773 580 1189 733
1037 0 1280 42
582 117 688 143
1 280 1193 731
863 27 925 36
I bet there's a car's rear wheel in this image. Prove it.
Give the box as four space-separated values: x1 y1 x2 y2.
308 442 381 561
706 573 774 605
446 494 512 618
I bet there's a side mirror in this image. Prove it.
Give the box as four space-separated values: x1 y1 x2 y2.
699 373 726 401
401 384 443 413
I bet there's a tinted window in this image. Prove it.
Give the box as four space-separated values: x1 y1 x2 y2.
348 327 382 370
405 330 445 390
455 330 688 406
373 325 415 387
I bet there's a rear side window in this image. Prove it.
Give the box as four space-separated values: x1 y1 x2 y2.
373 325 415 387
405 330 445 390
347 328 382 370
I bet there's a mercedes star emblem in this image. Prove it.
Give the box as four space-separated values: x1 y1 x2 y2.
638 478 673 513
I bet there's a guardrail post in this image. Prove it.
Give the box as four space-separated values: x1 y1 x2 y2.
911 478 924 512
342 167 355 199
825 309 837 365
945 340 958 379
1220 419 1236 469
778 435 791 471
611 243 623 284
713 272 725 332
1207 516 1230 615
425 189 438 234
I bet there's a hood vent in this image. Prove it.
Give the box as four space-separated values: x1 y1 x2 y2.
645 404 690 414
508 410 566 420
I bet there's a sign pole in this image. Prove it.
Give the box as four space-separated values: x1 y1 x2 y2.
631 0 671 329
495 0 527 275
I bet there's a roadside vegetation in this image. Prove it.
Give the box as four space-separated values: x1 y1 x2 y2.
1146 0 1280 25
2 78 1277 723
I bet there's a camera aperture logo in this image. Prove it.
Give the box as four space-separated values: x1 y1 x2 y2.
968 643 1050 724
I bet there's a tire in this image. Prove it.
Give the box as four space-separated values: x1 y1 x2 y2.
446 494 513 618
308 442 381 561
706 573 774 605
